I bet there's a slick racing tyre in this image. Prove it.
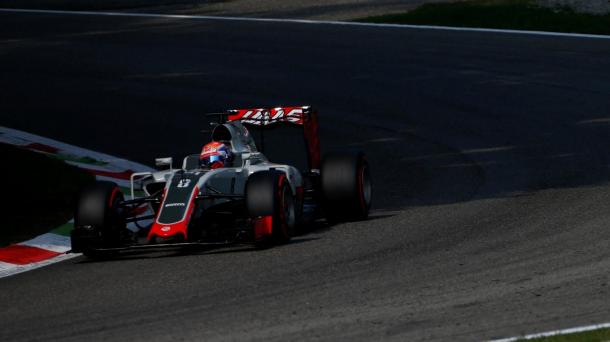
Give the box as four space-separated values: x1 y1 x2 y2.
246 171 296 245
71 181 126 257
321 151 372 222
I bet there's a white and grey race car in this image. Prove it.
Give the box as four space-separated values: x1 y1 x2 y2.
71 106 372 257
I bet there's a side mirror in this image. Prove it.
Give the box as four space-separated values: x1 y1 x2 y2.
155 157 173 170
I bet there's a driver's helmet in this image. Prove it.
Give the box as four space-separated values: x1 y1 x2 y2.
200 141 232 169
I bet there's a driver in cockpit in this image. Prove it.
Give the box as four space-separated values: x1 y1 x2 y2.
200 141 232 169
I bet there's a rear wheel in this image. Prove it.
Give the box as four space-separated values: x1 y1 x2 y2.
246 171 296 246
276 180 296 242
321 151 372 222
71 181 126 258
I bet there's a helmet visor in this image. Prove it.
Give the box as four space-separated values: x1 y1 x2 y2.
201 154 224 166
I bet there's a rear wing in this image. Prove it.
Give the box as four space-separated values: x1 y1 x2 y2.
227 106 307 125
219 106 321 172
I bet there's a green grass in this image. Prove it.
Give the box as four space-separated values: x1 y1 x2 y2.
0 143 95 246
520 327 610 341
360 0 610 35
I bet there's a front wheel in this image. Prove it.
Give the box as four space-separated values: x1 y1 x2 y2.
321 151 372 222
71 181 126 257
246 171 296 245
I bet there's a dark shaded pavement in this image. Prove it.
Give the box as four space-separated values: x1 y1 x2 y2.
0 11 609 341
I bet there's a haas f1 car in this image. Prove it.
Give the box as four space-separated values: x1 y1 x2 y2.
71 106 372 257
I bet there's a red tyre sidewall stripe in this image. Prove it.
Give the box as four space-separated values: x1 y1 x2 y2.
108 186 120 208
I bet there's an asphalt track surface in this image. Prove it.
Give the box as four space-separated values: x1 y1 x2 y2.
1 11 609 341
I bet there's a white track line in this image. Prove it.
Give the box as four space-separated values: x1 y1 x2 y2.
1 7 609 40
490 322 610 341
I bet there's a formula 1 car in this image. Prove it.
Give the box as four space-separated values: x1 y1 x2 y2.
71 106 372 257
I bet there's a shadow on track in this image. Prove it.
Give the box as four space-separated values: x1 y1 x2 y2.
73 212 397 262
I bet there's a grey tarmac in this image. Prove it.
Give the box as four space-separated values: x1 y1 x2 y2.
0 10 609 341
